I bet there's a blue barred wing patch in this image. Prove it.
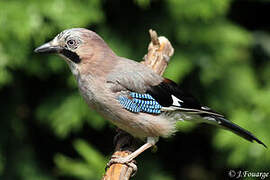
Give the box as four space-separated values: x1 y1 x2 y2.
118 93 162 114
118 96 141 112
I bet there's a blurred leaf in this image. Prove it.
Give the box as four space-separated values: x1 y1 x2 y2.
73 139 107 174
55 139 106 180
164 53 193 82
36 93 106 138
134 0 151 8
168 0 230 21
55 154 98 180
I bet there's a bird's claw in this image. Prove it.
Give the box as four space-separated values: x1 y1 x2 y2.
106 155 137 176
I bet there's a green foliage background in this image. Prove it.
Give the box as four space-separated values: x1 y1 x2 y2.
0 0 269 179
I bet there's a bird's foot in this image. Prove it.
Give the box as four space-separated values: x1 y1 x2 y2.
106 155 137 176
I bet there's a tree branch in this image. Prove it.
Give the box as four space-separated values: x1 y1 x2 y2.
102 29 174 180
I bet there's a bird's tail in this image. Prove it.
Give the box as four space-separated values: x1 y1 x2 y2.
203 116 267 148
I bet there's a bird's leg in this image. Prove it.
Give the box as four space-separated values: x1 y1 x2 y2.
107 137 158 167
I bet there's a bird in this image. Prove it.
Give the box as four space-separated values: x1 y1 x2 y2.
35 28 266 167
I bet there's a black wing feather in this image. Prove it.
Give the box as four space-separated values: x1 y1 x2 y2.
147 78 201 108
147 78 221 116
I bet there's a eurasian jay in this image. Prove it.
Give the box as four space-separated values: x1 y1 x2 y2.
35 28 266 166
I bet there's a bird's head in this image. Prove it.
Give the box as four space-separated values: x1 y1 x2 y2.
35 28 115 74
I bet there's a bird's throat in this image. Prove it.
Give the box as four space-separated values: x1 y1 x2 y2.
65 59 80 77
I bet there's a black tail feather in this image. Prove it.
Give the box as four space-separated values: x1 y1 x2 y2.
213 116 267 148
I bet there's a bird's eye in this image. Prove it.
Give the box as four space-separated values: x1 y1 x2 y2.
66 39 79 49
67 39 76 46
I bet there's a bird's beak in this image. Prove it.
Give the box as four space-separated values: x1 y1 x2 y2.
34 41 62 54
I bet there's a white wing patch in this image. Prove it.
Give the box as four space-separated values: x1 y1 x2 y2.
201 106 211 110
171 95 183 107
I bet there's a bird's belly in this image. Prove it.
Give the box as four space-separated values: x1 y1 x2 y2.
101 102 178 139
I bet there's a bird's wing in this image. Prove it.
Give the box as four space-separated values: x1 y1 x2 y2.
107 58 223 116
106 57 164 114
